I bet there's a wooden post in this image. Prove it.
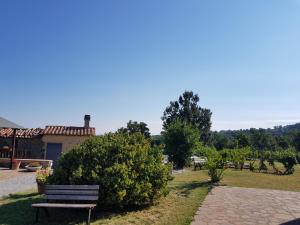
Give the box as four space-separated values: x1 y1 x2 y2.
10 129 17 169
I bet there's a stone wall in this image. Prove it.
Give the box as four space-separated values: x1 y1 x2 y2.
42 135 91 153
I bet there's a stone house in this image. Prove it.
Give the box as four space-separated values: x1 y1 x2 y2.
42 115 95 165
0 115 96 166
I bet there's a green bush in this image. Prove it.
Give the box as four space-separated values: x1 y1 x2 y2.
253 149 298 175
277 149 297 174
49 132 172 208
201 148 226 183
221 148 251 170
162 119 200 169
269 149 297 175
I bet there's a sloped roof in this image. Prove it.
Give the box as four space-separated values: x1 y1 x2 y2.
0 117 23 129
0 128 43 138
43 126 95 136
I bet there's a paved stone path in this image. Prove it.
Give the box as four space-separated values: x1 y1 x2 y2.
0 169 36 199
192 186 300 225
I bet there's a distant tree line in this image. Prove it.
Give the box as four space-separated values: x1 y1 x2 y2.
209 126 300 152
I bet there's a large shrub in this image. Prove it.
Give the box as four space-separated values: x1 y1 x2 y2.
266 149 298 175
201 147 227 183
49 132 172 208
162 119 200 169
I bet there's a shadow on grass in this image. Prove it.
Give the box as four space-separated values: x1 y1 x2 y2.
3 192 39 200
175 180 212 197
92 204 151 222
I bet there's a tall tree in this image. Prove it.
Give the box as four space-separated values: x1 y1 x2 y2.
275 135 290 150
250 129 276 151
212 132 229 150
162 91 212 143
118 120 151 138
293 132 300 152
236 133 250 148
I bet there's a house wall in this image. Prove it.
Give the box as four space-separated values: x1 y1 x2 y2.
42 135 91 153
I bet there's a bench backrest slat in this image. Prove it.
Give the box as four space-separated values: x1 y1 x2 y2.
44 185 99 202
45 185 99 190
45 195 99 201
44 190 99 195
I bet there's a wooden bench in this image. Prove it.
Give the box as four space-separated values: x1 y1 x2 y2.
32 185 99 225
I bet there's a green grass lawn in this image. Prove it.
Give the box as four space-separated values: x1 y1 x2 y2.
0 171 209 225
220 165 300 192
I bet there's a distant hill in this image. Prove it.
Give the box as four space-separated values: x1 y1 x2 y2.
269 123 300 135
151 123 300 143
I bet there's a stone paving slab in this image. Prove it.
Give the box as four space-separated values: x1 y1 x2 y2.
0 169 36 199
191 186 300 225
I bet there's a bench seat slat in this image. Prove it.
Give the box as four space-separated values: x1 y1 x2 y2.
44 190 99 195
45 195 98 201
45 185 99 190
32 203 96 209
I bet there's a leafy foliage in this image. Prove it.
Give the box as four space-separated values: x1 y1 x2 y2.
199 147 227 183
212 123 300 152
211 133 228 150
162 91 212 143
118 120 151 138
221 148 251 170
265 149 298 175
49 132 172 208
293 132 300 152
275 136 290 150
250 129 277 151
162 119 200 169
36 169 50 185
151 135 163 146
236 133 250 148
273 150 298 174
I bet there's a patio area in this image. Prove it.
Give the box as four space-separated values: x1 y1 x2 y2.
192 186 300 225
0 167 36 199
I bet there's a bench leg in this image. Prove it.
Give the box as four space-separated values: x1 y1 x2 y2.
35 208 40 223
42 208 50 217
87 208 91 225
92 207 97 220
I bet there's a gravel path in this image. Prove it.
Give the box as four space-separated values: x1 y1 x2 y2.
0 169 36 199
192 186 300 225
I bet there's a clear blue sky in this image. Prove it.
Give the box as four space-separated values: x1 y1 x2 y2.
1 0 300 135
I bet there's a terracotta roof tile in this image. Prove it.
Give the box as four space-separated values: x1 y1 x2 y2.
0 128 43 138
43 126 95 136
